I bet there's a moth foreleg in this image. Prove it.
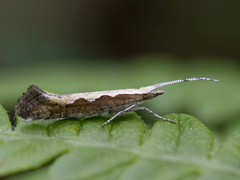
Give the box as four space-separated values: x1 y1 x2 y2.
101 104 137 128
132 106 177 123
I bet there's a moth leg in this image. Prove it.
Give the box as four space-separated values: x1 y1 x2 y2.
132 106 177 123
101 104 137 128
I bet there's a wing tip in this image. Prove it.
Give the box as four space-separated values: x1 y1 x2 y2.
15 85 49 119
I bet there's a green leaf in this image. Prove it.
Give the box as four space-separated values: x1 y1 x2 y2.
0 104 240 179
0 104 12 132
215 132 240 167
0 138 70 176
141 114 213 158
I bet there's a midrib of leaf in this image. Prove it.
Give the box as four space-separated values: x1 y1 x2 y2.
2 132 238 176
63 140 240 175
77 155 138 180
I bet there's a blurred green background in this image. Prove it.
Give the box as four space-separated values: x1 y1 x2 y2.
0 1 240 141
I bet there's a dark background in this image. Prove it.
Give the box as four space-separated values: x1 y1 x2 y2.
0 0 240 140
1 1 240 61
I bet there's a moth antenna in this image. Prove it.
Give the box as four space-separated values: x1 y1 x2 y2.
140 77 220 92
152 77 220 90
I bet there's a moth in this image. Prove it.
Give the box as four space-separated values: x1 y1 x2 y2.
15 77 219 127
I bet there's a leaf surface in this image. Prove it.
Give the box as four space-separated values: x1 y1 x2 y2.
0 106 239 180
0 104 12 133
